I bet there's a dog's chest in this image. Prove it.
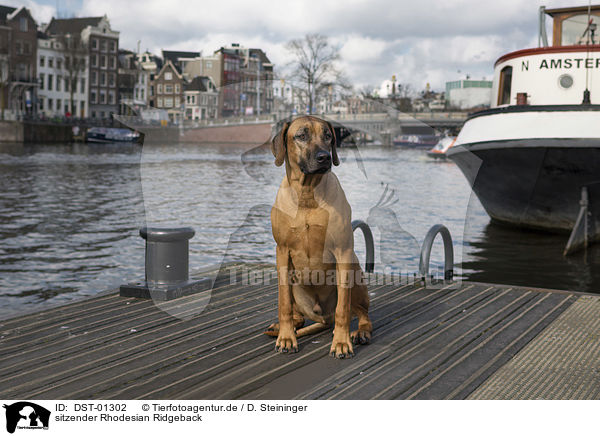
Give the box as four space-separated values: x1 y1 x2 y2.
284 207 334 265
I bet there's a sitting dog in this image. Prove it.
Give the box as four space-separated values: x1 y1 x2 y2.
265 116 372 359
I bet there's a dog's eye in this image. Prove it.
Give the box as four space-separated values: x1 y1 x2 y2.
295 133 307 141
324 132 332 141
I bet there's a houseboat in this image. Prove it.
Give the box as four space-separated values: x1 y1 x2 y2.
448 5 600 232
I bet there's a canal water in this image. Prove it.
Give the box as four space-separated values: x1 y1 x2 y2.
1 142 599 319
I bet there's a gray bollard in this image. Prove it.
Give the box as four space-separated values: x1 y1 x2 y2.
120 226 211 301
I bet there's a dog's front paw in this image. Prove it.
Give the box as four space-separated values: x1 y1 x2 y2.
330 333 354 359
275 328 298 353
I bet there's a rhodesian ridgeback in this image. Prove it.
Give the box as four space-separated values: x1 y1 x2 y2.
265 116 372 359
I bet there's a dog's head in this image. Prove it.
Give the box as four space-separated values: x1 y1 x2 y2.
271 116 339 174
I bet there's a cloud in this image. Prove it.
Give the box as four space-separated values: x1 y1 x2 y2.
12 0 586 91
3 0 55 23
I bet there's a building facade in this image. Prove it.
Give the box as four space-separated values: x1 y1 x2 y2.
445 79 492 110
0 5 38 119
37 35 88 117
118 49 149 115
45 15 120 120
152 59 184 123
183 75 218 120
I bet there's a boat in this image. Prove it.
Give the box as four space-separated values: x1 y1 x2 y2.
447 4 600 232
393 134 441 148
427 136 456 159
86 127 141 143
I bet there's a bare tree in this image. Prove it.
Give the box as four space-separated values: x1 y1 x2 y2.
57 33 87 117
285 34 350 114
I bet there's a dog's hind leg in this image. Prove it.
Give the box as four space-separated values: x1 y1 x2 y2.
296 322 329 338
264 305 305 337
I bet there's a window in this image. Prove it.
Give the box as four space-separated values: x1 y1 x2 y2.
64 77 68 91
38 97 44 111
56 99 61 111
165 84 173 93
110 56 116 69
56 75 61 91
48 57 53 68
91 54 97 67
206 61 212 69
48 98 53 110
100 90 106 104
174 96 180 107
15 41 22 54
101 40 107 52
47 74 53 90
157 97 163 107
40 56 45 67
108 91 115 104
157 84 163 94
108 73 115 87
165 72 172 80
100 72 106 86
91 71 97 85
164 97 173 107
498 66 512 106
19 17 27 32
80 78 85 94
100 56 106 68
91 90 97 104
91 38 98 50
57 59 62 70
39 73 44 90
140 89 144 99
110 41 116 52
175 84 180 93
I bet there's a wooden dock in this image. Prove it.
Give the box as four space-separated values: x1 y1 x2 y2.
1 263 598 400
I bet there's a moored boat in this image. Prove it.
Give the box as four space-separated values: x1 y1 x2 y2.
447 4 600 232
427 136 456 159
86 127 141 143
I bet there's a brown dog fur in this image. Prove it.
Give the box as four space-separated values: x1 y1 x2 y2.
265 116 372 359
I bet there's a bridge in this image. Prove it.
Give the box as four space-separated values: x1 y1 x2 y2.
177 111 470 145
323 111 469 143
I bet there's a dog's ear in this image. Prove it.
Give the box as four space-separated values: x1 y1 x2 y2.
326 121 339 166
271 121 289 167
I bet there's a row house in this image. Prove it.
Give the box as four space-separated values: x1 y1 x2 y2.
117 49 149 115
37 33 88 117
152 59 184 123
0 5 38 119
183 76 218 120
45 15 119 120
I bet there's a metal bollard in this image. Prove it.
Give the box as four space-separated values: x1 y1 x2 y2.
120 226 211 301
141 227 194 284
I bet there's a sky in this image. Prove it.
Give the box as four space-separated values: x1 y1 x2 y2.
3 0 590 95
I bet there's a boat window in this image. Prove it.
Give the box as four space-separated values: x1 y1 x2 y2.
498 66 512 105
561 14 600 45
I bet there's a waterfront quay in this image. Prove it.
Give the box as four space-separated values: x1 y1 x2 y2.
1 263 598 400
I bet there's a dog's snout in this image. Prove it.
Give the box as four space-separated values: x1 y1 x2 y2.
315 151 331 164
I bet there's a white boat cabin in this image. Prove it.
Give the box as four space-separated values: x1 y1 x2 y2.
492 5 600 107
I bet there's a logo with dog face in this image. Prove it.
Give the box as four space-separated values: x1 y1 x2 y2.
3 402 50 434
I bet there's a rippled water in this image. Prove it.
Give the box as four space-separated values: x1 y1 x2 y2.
1 142 598 319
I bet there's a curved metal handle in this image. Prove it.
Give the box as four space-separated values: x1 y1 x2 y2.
352 220 375 273
419 224 454 281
